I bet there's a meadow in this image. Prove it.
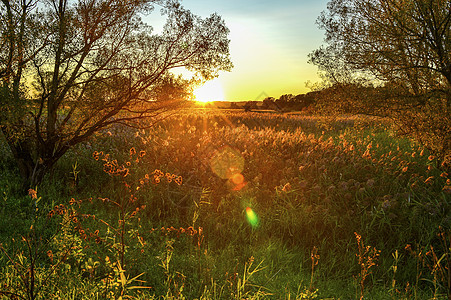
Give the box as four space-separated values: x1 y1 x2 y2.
0 108 450 299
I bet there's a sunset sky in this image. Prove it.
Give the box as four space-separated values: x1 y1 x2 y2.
151 0 330 101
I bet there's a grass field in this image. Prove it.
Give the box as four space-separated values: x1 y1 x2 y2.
0 109 450 299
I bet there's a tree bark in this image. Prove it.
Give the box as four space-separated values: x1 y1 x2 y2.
2 133 35 191
1 127 57 191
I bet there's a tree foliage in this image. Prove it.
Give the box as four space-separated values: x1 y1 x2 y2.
0 0 232 187
260 93 317 111
310 0 451 166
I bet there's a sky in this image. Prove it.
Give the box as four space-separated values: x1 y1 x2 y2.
150 0 331 101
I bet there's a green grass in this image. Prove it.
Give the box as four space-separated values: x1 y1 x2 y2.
0 109 450 299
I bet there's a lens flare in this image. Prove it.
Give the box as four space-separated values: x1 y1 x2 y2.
230 173 247 191
210 146 247 190
231 173 244 185
210 146 244 179
246 207 259 228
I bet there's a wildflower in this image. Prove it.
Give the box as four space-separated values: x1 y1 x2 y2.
154 169 164 177
47 250 54 264
130 147 136 156
103 163 113 174
424 176 434 185
28 189 37 199
166 173 173 182
102 153 109 161
139 150 146 157
92 151 99 160
118 167 129 177
428 155 435 161
355 232 362 243
442 186 451 194
174 176 183 186
282 182 291 192
186 226 195 236
402 166 408 172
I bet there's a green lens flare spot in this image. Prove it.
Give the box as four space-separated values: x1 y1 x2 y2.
246 207 259 228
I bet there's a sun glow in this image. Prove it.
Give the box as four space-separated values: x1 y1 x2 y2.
193 78 225 103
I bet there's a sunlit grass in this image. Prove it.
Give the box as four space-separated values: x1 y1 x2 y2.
0 108 450 299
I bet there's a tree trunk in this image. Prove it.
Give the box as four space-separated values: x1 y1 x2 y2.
1 128 55 192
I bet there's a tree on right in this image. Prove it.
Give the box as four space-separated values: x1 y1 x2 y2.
309 0 451 167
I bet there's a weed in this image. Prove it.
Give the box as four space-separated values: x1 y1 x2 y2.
354 232 380 300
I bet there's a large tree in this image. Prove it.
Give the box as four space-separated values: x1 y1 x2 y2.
0 0 232 188
309 0 451 166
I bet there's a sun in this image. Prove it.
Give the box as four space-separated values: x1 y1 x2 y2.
193 78 225 103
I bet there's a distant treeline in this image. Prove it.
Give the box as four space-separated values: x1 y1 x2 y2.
190 85 386 113
257 92 319 111
222 91 321 112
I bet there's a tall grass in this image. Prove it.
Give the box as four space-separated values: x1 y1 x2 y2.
0 109 450 299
